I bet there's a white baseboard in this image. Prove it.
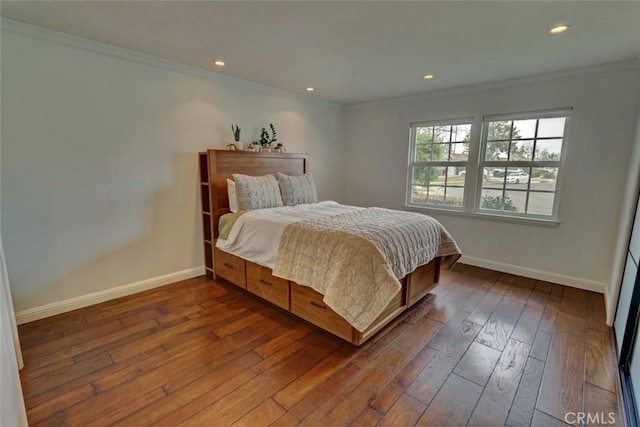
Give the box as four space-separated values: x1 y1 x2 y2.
14 258 607 324
460 255 606 294
15 266 205 325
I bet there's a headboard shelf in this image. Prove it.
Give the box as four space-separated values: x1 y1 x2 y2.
198 149 309 245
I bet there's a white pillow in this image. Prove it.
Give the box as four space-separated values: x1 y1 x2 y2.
277 173 318 206
233 173 284 211
227 179 239 213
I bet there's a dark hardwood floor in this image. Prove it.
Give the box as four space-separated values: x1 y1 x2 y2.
18 264 622 426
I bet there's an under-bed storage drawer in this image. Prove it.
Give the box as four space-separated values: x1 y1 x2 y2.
214 247 246 288
290 284 353 342
246 262 290 310
407 259 440 306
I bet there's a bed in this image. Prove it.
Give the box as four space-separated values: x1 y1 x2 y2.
199 149 461 345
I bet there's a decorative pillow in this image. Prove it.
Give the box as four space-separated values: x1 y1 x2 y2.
277 173 318 206
233 173 283 211
227 179 239 213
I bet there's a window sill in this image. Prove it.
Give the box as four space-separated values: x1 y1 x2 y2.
404 205 560 228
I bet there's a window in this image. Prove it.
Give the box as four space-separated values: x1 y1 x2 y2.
406 109 570 223
477 110 569 218
407 120 472 208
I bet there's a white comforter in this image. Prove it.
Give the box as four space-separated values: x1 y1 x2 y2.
216 201 361 268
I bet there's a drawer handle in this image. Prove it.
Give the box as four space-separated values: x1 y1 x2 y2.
223 262 234 269
259 279 272 286
310 301 327 310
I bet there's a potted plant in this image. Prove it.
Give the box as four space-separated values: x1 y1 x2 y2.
259 123 278 151
230 124 241 149
248 141 261 152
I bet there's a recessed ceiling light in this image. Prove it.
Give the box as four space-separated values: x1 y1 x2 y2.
306 87 315 92
213 60 226 67
549 24 570 34
423 74 434 80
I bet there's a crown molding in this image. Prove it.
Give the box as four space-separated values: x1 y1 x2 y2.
2 17 636 111
348 58 640 110
0 17 344 111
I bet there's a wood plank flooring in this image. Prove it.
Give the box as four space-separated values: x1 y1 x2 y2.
18 264 622 426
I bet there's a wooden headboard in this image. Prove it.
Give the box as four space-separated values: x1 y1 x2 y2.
205 149 309 238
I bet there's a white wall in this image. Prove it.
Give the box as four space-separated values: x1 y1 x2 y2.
1 23 345 319
345 65 640 299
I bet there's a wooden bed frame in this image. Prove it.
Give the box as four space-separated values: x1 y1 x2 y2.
198 149 442 345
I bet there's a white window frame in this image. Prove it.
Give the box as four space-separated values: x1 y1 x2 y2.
474 109 571 221
406 118 473 210
405 108 571 226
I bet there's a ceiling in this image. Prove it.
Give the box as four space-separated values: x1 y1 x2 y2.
2 1 639 105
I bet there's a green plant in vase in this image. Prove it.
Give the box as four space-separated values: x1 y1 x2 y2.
229 123 241 149
231 124 241 142
259 123 278 150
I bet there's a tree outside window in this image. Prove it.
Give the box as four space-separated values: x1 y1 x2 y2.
408 122 471 208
